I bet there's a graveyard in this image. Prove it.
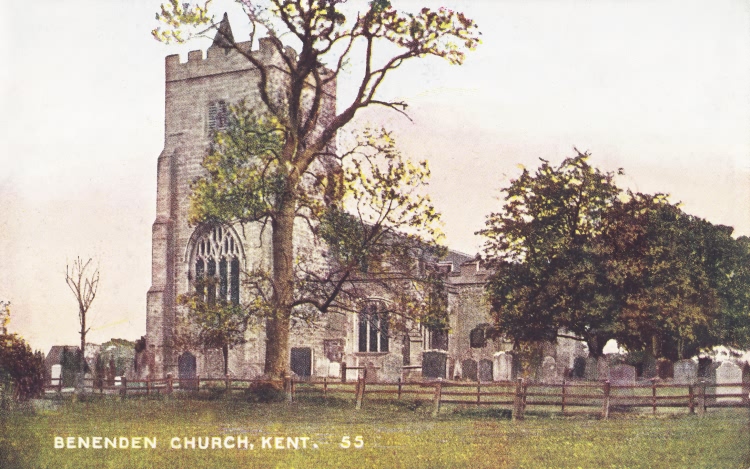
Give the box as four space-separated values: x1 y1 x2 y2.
2 394 748 469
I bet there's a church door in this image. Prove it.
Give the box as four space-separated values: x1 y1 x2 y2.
178 352 197 390
290 347 312 378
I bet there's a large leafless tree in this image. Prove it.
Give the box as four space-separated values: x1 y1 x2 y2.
153 0 480 378
66 257 100 370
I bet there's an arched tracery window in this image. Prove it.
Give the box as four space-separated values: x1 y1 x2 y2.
358 301 389 353
191 225 242 305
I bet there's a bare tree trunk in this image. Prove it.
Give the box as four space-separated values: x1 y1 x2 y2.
80 313 86 373
264 200 295 379
222 344 229 377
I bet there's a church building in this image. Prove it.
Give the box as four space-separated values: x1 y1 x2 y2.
145 19 581 384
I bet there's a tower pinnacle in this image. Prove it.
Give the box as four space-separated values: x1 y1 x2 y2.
211 13 235 50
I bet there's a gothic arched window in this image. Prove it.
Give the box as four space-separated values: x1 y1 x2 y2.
191 225 242 305
358 301 389 353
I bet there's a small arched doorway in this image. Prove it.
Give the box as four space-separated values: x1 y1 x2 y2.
178 352 197 389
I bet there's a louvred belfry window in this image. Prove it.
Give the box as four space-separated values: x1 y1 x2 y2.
208 100 229 132
192 225 241 305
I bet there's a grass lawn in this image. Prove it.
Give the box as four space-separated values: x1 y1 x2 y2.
1 395 748 469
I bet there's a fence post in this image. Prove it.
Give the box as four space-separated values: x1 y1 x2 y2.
284 376 293 403
651 378 657 416
742 381 750 407
432 378 443 417
602 380 610 420
58 377 63 394
225 374 230 391
323 377 328 399
147 377 151 396
356 376 366 410
341 363 347 383
477 380 481 406
699 380 706 416
397 377 402 400
512 378 524 421
167 374 173 395
561 379 567 414
688 384 694 414
120 377 127 401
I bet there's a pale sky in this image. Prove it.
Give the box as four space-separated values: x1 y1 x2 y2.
1 0 749 353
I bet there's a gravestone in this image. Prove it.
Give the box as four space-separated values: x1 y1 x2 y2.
609 364 636 399
673 360 698 385
556 352 571 379
596 357 610 382
380 354 403 383
571 357 586 379
584 357 599 381
716 361 743 403
452 359 462 380
51 364 62 387
540 356 557 383
656 359 674 380
641 354 657 379
478 359 493 382
609 364 637 385
364 362 379 383
314 356 330 378
328 362 341 379
493 352 513 382
697 357 713 379
422 351 447 379
343 354 359 382
462 359 478 381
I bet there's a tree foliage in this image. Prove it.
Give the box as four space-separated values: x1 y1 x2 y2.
176 277 253 376
480 151 750 359
154 1 478 377
0 334 45 401
182 106 449 370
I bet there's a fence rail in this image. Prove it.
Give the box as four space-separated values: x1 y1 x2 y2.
42 375 749 420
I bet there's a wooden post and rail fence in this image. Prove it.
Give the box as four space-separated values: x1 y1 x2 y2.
43 375 750 420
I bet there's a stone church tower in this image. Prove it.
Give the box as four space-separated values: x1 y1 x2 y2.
146 17 336 379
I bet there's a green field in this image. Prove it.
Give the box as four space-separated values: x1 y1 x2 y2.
1 395 748 469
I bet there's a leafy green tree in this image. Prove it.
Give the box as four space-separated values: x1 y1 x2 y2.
177 279 251 377
183 111 448 375
714 235 750 349
0 334 45 401
479 151 625 355
609 204 750 359
154 1 478 378
480 151 750 359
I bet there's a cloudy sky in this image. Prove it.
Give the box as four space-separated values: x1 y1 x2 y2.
1 0 749 352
